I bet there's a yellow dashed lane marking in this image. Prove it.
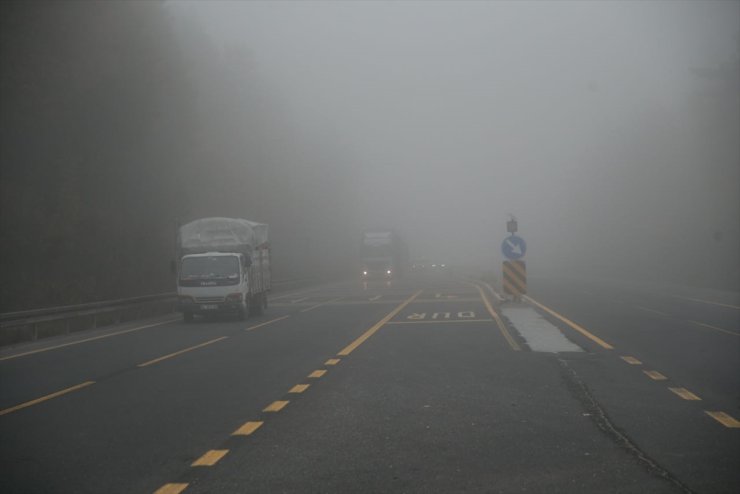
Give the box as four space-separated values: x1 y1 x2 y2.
620 356 642 365
191 449 229 467
153 483 189 494
0 381 96 416
338 290 422 356
523 295 614 350
137 337 228 367
308 370 326 378
643 370 667 380
669 387 701 401
263 400 289 412
705 411 740 428
289 384 310 393
232 421 263 436
325 358 340 365
245 315 290 331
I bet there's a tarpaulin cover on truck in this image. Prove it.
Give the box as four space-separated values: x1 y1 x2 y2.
179 217 269 256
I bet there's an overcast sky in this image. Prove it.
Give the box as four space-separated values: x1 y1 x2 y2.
169 0 738 271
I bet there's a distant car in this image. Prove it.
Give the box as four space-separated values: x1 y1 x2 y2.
411 259 429 271
411 260 447 271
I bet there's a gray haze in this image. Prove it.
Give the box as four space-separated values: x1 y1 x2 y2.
1 0 738 311
172 0 738 287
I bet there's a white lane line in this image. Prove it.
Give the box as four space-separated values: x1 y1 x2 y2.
483 281 506 302
245 315 291 331
0 317 179 362
689 321 739 337
300 297 343 313
137 336 228 367
671 295 739 310
635 305 670 316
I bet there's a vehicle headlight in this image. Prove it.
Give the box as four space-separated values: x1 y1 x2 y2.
363 270 368 276
387 269 392 275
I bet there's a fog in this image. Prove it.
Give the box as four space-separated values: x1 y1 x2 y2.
1 0 738 310
171 0 739 287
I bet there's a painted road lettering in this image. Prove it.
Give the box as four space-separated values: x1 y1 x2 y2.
406 311 477 320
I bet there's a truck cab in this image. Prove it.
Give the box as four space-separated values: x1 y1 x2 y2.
177 252 251 321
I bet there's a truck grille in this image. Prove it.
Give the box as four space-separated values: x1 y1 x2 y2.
194 297 224 303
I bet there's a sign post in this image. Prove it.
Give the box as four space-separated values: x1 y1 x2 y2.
501 219 527 301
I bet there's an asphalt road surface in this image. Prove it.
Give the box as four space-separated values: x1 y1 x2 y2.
1 272 738 493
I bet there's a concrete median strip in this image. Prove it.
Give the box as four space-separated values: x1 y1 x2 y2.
501 306 582 353
523 295 614 350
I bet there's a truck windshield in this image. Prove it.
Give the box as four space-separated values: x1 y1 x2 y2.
360 243 392 258
180 256 240 279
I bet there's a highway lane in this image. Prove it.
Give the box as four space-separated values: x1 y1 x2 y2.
526 276 740 493
527 276 739 411
0 273 737 493
0 280 415 493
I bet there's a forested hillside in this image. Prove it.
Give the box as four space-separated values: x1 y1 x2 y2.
0 1 358 312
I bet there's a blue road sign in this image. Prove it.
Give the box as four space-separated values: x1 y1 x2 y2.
501 235 526 260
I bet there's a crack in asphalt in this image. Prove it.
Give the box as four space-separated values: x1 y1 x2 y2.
557 357 696 494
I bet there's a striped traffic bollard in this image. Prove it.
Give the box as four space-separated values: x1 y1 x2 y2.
503 260 526 301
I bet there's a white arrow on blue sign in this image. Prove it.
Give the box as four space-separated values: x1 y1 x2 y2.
501 235 526 260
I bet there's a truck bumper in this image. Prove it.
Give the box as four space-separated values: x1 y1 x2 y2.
177 300 243 314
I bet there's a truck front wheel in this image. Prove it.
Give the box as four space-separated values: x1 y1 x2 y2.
249 293 264 316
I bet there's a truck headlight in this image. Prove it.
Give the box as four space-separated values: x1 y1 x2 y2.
386 269 392 275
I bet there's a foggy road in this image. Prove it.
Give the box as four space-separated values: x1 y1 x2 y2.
1 273 737 494
2 1 738 493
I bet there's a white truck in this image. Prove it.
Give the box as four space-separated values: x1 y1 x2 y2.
359 229 408 279
176 217 270 322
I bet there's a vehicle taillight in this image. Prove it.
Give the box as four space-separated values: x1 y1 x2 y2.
226 293 243 302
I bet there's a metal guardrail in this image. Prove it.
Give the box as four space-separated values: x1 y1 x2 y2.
0 292 177 323
0 277 317 347
0 294 178 347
